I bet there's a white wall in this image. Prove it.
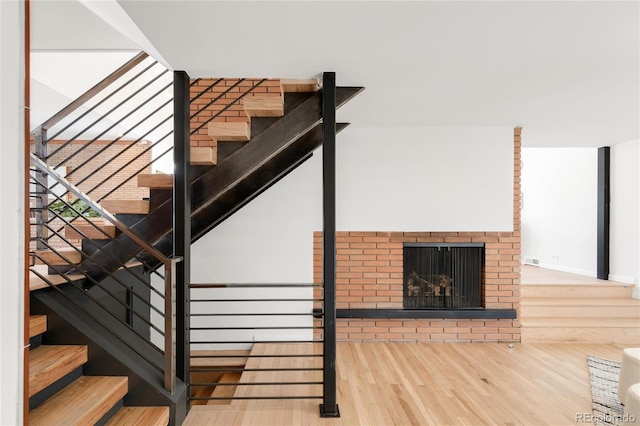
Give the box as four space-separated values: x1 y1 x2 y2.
521 147 598 276
187 126 513 349
192 126 514 284
0 1 25 424
610 139 639 284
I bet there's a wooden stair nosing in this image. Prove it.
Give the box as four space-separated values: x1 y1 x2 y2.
64 222 117 240
29 345 88 397
137 173 173 189
101 199 150 214
29 315 47 338
34 249 82 266
280 79 321 92
29 376 128 426
208 122 250 142
105 406 170 426
243 94 284 117
520 326 640 344
191 146 217 166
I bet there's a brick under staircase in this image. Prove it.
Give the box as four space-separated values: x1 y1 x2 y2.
27 314 169 425
520 278 640 344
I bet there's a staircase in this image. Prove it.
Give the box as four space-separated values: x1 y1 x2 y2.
28 314 169 425
76 79 361 280
520 271 640 344
29 57 363 424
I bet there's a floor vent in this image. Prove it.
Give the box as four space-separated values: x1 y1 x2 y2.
524 257 540 266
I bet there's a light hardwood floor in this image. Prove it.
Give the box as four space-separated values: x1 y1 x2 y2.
185 342 629 425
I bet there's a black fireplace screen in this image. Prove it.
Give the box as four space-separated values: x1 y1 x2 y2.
403 243 484 309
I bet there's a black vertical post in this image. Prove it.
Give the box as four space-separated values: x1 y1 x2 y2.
597 146 610 280
320 72 340 418
173 71 191 382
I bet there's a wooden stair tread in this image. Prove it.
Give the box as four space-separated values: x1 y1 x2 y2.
243 94 284 117
65 222 116 240
280 79 320 92
521 305 640 318
137 173 173 189
29 345 88 397
106 406 169 426
208 122 250 142
29 315 47 338
191 146 217 166
30 375 128 426
207 372 242 405
101 200 150 214
34 249 82 266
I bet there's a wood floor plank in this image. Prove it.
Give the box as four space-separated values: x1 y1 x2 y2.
30 376 127 426
184 342 630 425
106 406 169 426
29 345 87 397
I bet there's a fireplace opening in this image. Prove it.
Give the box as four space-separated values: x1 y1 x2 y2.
403 243 484 309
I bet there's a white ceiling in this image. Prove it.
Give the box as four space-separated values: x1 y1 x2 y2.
32 0 639 147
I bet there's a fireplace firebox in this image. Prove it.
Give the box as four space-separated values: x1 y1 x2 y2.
403 243 484 309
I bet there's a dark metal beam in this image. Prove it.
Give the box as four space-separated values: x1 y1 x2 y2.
597 146 610 280
173 71 191 383
320 71 340 419
337 308 517 320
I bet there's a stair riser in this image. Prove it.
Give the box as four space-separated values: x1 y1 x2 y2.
521 327 640 344
521 305 640 318
521 285 634 298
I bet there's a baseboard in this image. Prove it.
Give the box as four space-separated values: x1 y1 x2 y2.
608 274 636 285
537 263 596 278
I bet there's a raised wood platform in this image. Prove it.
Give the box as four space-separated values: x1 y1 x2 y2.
521 266 640 344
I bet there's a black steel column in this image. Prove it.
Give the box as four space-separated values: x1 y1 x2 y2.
173 71 191 382
320 72 340 418
597 146 610 280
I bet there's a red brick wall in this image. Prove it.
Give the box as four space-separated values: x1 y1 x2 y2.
313 127 522 343
189 78 281 148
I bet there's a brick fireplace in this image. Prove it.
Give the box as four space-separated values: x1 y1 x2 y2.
313 127 522 343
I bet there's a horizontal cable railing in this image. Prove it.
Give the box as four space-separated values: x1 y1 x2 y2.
29 153 181 392
187 282 325 402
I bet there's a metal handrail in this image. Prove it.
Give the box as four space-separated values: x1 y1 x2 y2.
30 153 180 393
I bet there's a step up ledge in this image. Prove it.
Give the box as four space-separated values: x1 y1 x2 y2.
105 406 170 426
30 376 128 426
29 345 88 397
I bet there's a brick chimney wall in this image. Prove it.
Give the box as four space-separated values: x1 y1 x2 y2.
314 127 522 343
